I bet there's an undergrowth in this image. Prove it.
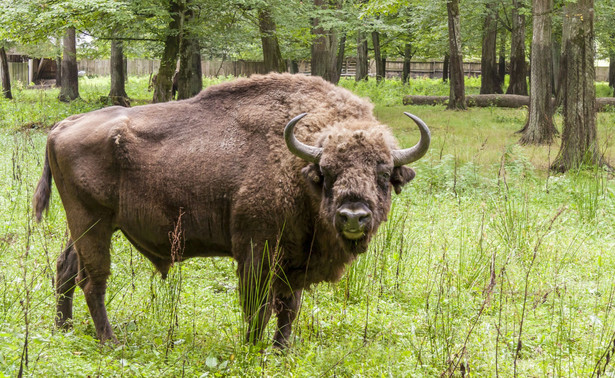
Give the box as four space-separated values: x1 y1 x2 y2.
0 76 614 376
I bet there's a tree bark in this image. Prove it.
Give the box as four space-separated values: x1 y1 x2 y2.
442 52 450 82
552 38 561 98
153 0 182 103
58 27 79 102
518 0 557 144
311 0 338 83
372 31 384 82
608 47 615 91
333 33 346 83
498 36 506 88
551 0 599 172
402 42 412 84
355 31 369 81
177 3 202 100
258 7 286 73
507 0 528 95
177 38 202 99
108 38 129 106
0 46 12 99
447 0 466 109
480 1 502 94
55 57 62 87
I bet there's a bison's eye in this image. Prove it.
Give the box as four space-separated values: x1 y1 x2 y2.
379 171 391 180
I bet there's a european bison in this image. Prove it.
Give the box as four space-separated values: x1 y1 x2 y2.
33 73 430 348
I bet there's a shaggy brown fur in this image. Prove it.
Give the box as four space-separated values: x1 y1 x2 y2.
33 73 427 348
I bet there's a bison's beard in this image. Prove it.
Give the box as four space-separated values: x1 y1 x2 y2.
340 233 371 255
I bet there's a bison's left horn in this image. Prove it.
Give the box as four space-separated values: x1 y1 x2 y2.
284 113 323 164
392 112 431 166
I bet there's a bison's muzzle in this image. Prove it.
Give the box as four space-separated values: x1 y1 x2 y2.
335 202 372 240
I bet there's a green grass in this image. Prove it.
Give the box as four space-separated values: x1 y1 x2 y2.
1 76 615 376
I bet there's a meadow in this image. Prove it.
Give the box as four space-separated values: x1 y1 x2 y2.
0 76 614 376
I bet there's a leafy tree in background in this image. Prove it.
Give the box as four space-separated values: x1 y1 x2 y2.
447 0 466 109
506 0 528 95
479 0 501 94
595 0 615 94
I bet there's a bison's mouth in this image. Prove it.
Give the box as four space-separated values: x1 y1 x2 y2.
342 230 365 240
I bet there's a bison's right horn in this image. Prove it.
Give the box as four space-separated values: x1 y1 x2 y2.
284 113 323 164
391 112 431 166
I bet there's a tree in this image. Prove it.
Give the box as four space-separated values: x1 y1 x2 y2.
177 0 202 99
0 45 11 99
551 0 600 172
58 27 79 102
447 0 466 109
310 0 341 83
153 0 182 103
258 6 286 73
108 37 129 106
506 0 527 95
480 0 502 94
355 31 368 81
372 30 385 82
518 0 557 145
402 42 413 84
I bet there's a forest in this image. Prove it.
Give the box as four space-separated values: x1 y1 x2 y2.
0 0 615 376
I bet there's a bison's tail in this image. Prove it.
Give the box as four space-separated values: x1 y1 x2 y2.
33 149 52 222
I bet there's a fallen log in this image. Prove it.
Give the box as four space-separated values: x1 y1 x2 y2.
403 94 615 112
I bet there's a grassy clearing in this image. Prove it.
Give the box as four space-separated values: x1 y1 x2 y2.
0 76 614 376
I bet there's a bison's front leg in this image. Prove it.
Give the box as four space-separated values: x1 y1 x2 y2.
238 260 273 345
273 289 302 349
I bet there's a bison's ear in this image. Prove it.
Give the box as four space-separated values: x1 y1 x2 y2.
391 166 415 194
302 164 323 195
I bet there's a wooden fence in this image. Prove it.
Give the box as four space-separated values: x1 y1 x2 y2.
0 62 29 84
76 58 486 79
4 57 609 83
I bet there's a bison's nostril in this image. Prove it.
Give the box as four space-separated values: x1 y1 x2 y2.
336 203 372 233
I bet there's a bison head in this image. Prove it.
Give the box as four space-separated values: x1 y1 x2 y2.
285 112 430 254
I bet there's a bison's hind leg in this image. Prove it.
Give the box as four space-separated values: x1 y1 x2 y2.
55 240 79 329
67 215 117 344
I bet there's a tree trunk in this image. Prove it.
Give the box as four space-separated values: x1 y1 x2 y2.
480 1 502 94
177 38 202 99
447 0 466 109
332 33 346 84
402 42 412 84
311 0 338 83
108 38 129 106
442 52 450 82
552 38 561 98
355 31 369 81
54 37 62 87
153 0 182 103
58 27 79 102
498 36 506 88
177 3 202 100
551 0 599 172
258 7 286 73
0 46 12 99
507 0 528 95
289 60 299 74
608 47 615 91
518 0 557 144
372 31 384 82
